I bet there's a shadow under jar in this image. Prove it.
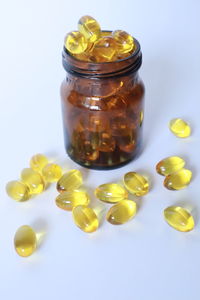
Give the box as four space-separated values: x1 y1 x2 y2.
61 36 145 170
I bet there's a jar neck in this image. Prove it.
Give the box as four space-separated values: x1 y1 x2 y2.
62 38 142 79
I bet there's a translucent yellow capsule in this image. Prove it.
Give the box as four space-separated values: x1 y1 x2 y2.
57 169 83 193
140 110 144 126
98 132 116 152
112 30 134 54
169 118 191 138
55 190 90 211
42 163 62 183
106 200 137 225
21 168 45 194
164 206 194 232
65 31 88 54
78 15 101 43
101 31 112 37
95 183 128 203
72 205 99 233
123 172 149 196
30 153 48 172
164 169 192 190
72 52 96 62
14 225 37 257
92 37 117 62
6 180 30 201
156 156 185 176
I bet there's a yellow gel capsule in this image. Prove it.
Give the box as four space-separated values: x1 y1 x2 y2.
101 31 112 37
57 169 83 192
21 168 45 194
92 36 117 62
164 168 192 190
42 163 62 183
65 31 88 54
73 52 96 62
116 52 132 60
164 206 194 232
169 118 191 138
30 153 48 172
123 172 149 196
156 156 185 176
6 180 30 201
14 225 37 257
95 183 128 203
140 110 144 126
55 190 90 211
78 15 101 43
112 30 134 54
98 132 116 152
73 205 99 233
106 200 137 225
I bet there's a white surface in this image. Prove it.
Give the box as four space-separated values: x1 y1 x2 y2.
0 0 200 299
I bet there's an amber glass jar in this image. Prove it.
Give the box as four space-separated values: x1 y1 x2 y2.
61 36 145 170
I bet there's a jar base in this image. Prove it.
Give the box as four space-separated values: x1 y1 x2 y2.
66 149 141 170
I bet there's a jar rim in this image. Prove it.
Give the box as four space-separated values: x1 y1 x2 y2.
62 32 142 78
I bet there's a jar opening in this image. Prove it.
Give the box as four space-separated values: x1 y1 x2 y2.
62 35 142 78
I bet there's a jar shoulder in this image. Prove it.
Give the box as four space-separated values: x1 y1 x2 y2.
60 75 145 110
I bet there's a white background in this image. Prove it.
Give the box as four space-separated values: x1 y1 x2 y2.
0 0 200 299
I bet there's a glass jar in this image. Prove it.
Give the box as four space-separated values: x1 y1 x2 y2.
60 36 145 170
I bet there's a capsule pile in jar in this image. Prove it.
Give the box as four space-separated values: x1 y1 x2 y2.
65 84 145 168
64 15 135 62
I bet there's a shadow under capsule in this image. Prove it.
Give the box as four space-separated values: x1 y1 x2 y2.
31 218 48 249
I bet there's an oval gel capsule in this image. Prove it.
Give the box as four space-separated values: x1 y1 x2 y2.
164 206 194 232
30 153 48 172
156 156 185 176
95 183 128 203
57 169 83 193
169 118 191 138
56 190 90 211
78 15 101 43
164 169 192 190
112 30 134 54
92 36 118 62
72 205 99 233
106 200 137 225
21 168 45 194
42 163 62 182
14 225 37 257
6 180 30 201
123 172 149 196
65 31 88 54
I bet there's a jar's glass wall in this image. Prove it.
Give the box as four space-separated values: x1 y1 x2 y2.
60 70 145 169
